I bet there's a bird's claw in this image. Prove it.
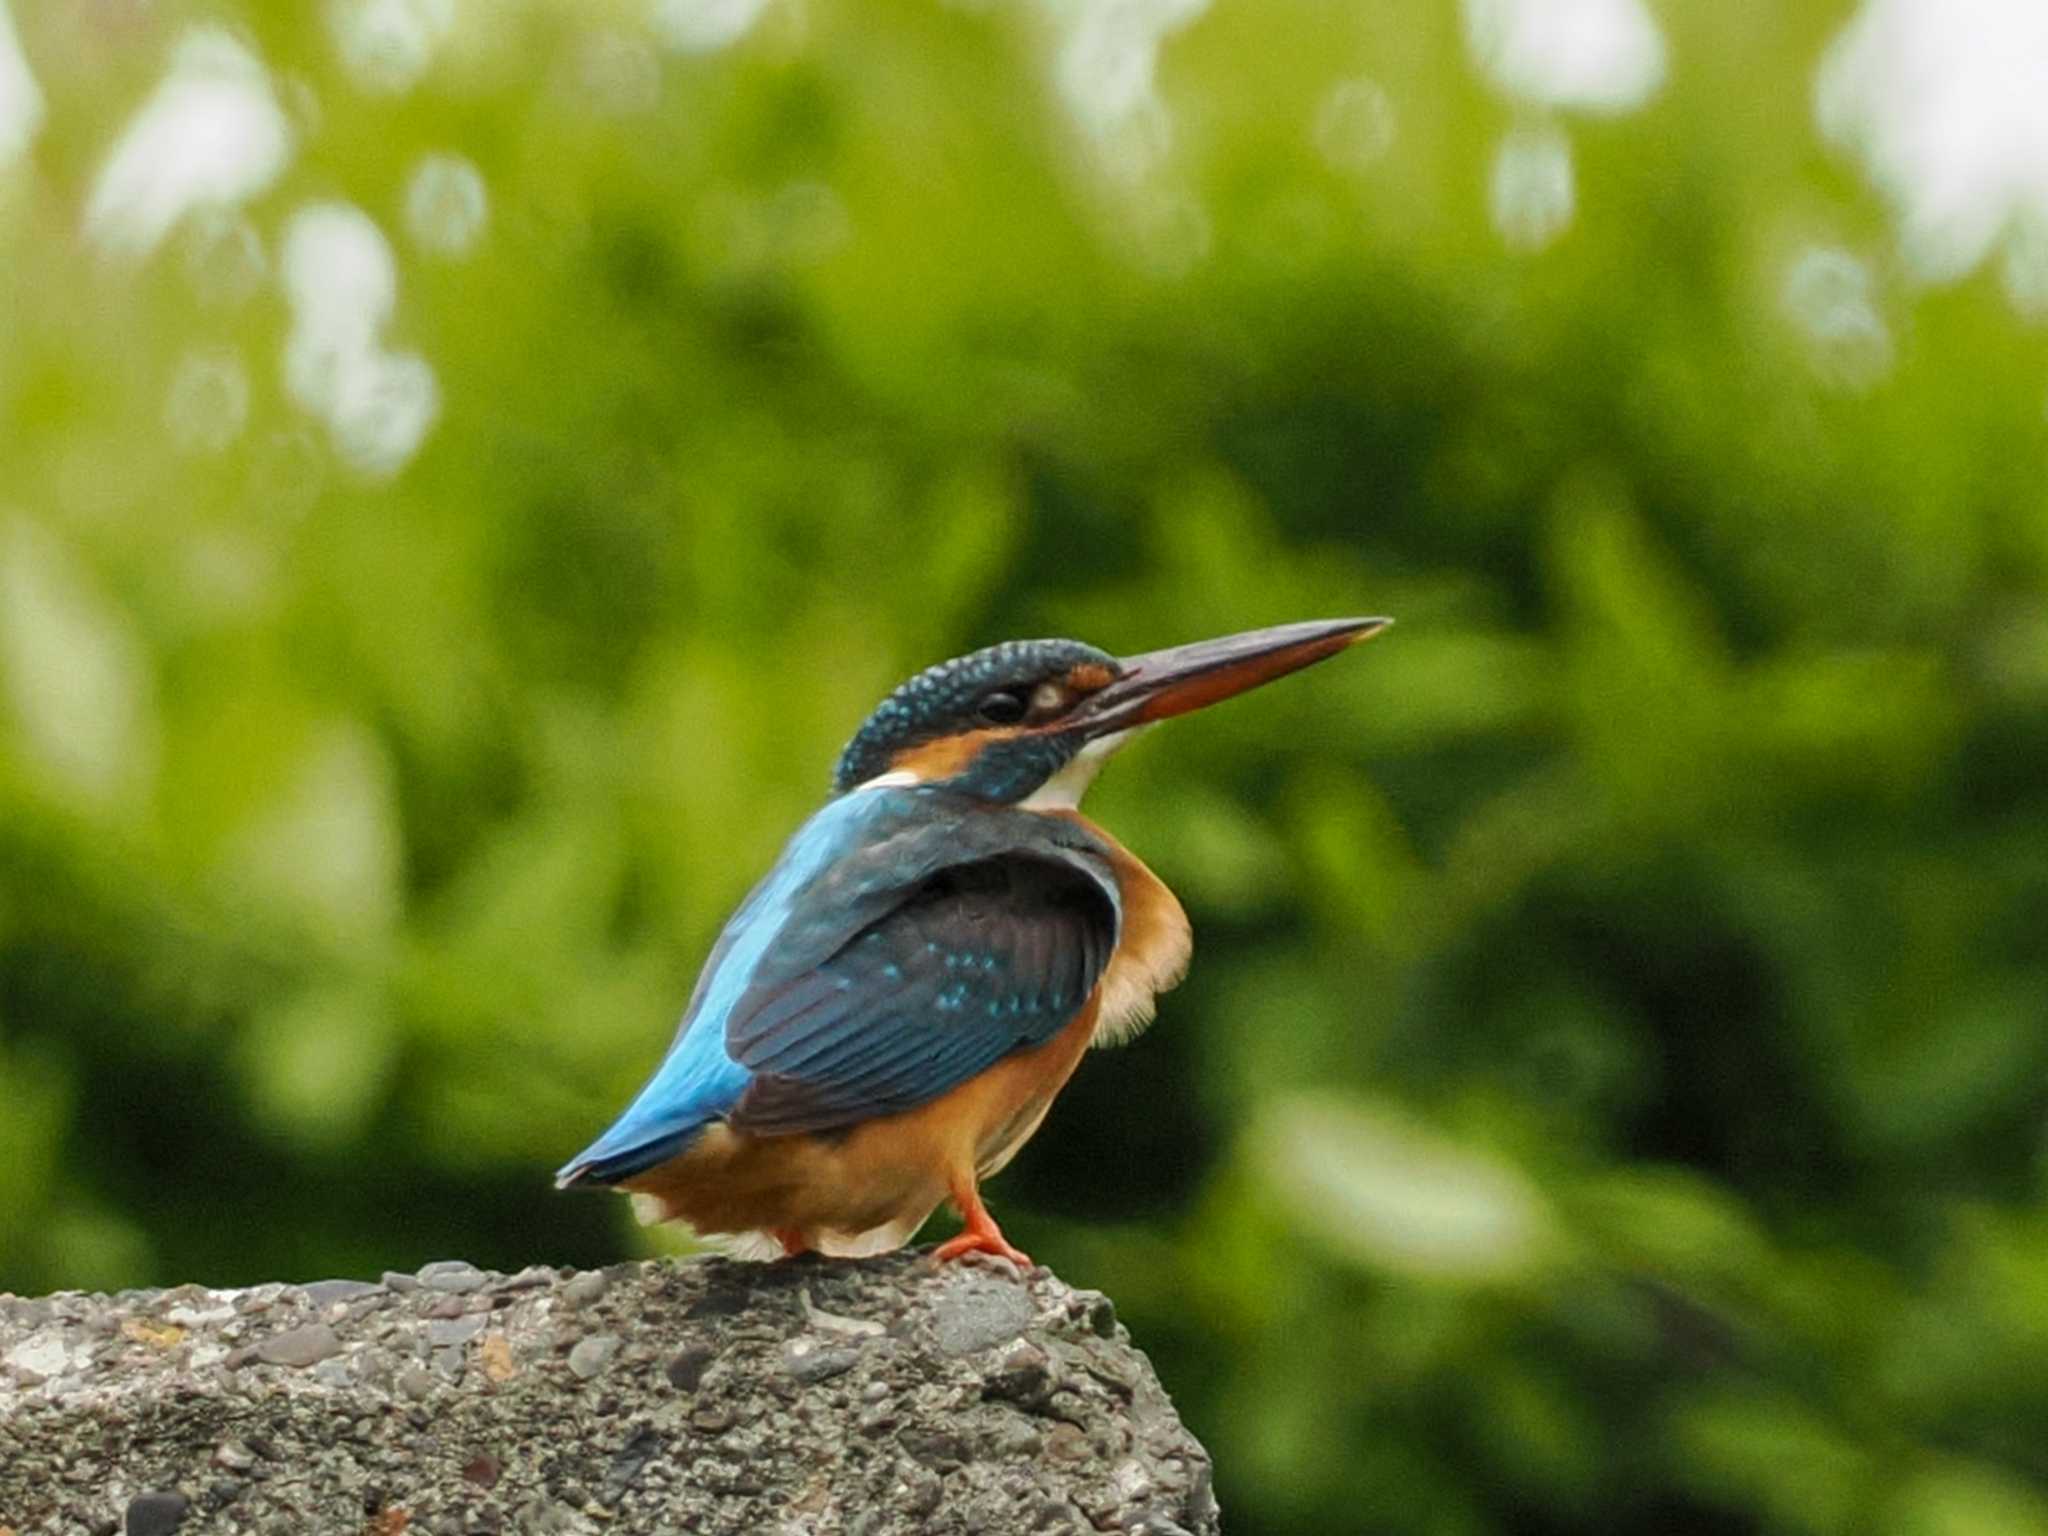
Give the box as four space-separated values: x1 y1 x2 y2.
931 1229 1033 1271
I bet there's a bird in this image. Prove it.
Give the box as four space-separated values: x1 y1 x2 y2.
557 616 1390 1264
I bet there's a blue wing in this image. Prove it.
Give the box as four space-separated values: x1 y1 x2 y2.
556 789 1120 1184
726 852 1116 1134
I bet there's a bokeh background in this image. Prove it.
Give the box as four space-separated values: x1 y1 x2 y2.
5 1 2048 1531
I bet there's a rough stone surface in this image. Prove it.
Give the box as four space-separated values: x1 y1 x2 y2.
0 1253 1217 1535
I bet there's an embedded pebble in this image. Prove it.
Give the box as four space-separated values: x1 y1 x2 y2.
418 1261 488 1294
428 1315 487 1348
478 1332 519 1383
602 1427 661 1503
124 1489 189 1536
1111 1456 1157 1505
4 1333 71 1380
396 1366 436 1401
931 1279 1035 1356
983 1340 1054 1409
567 1334 621 1380
301 1279 383 1308
664 1344 713 1392
164 1300 234 1328
783 1338 859 1384
802 1287 885 1337
1073 1291 1119 1339
254 1324 342 1369
561 1272 610 1309
690 1402 736 1434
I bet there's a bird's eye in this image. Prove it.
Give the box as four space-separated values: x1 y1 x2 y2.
977 690 1028 724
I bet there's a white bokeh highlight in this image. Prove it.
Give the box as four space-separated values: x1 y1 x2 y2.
403 153 488 258
281 202 440 479
328 0 455 94
84 28 293 261
1462 0 1665 252
1256 1094 1561 1283
1042 0 1210 181
651 0 773 54
1463 0 1666 113
1782 245 1894 391
1819 0 2048 310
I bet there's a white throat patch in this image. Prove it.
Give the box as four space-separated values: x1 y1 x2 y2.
1019 727 1145 810
852 768 920 792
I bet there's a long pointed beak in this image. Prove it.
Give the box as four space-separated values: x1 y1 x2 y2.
1073 616 1391 738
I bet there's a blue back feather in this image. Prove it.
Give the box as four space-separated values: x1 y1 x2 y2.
556 787 1122 1185
555 789 909 1183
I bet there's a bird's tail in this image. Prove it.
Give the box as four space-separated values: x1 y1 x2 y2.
554 1125 701 1189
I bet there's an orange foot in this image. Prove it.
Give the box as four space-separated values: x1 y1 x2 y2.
932 1227 1033 1267
773 1227 809 1258
932 1177 1032 1268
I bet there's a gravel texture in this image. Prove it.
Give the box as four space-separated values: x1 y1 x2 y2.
0 1252 1217 1535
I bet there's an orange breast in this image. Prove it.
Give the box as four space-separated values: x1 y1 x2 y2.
624 997 1101 1250
1047 809 1192 1046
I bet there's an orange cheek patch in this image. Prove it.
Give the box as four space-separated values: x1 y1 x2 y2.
889 727 1021 781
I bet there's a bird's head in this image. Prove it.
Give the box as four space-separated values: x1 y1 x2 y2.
832 616 1391 806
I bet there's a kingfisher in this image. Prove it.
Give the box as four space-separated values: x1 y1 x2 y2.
557 616 1390 1264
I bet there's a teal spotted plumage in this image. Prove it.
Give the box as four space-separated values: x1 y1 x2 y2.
832 638 1119 799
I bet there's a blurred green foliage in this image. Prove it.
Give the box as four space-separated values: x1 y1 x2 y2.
4 2 2048 1534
